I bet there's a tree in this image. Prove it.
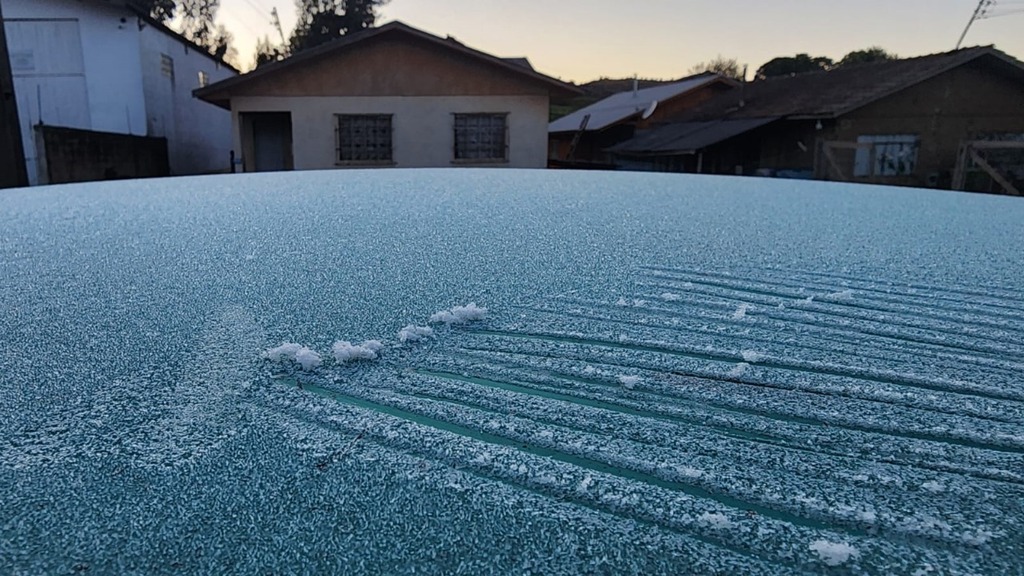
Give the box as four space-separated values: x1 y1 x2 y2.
128 0 176 21
127 0 235 63
290 0 390 54
175 0 236 62
179 0 218 49
837 47 896 67
687 55 744 81
755 53 833 80
254 35 289 68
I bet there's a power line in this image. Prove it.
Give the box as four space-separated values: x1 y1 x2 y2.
237 0 272 20
218 5 263 38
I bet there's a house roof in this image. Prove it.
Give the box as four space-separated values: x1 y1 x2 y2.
680 46 1024 121
548 73 729 134
609 46 1024 157
608 117 779 156
501 57 534 70
194 21 580 108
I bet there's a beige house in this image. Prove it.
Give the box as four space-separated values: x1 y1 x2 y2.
195 21 579 172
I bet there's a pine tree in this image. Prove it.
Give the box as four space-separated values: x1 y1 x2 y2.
289 0 389 53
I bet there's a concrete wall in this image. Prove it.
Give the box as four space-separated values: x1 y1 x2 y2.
35 124 168 183
230 95 550 170
139 23 234 175
3 0 146 184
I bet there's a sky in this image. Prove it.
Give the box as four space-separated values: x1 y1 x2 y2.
216 0 1024 80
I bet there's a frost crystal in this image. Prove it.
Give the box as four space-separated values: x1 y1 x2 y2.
732 304 749 320
429 303 488 324
809 540 859 566
293 347 323 371
741 350 763 363
698 512 733 530
262 342 303 362
618 375 641 389
728 362 749 378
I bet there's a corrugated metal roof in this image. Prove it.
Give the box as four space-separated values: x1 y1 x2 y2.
608 117 779 155
548 74 722 133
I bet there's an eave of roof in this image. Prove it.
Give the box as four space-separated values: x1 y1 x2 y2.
608 117 780 156
194 21 580 108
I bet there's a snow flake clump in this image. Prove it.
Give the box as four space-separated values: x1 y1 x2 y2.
741 350 763 363
659 292 681 301
921 480 945 493
732 304 750 320
398 325 434 343
332 340 384 363
698 512 733 530
960 530 995 546
826 289 855 300
809 540 859 566
263 343 322 371
618 375 641 389
429 303 488 324
728 363 750 378
674 466 704 479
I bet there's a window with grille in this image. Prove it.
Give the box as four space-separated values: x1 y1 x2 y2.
453 113 508 162
853 135 919 177
336 114 393 164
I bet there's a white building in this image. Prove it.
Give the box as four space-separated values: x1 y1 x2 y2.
1 0 236 185
195 22 579 172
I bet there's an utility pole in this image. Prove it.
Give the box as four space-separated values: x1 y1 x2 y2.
956 0 995 50
0 0 29 188
271 7 285 45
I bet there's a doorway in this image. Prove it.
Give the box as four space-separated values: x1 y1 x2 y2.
242 112 293 172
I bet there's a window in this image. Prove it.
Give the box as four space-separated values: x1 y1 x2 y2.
853 135 919 177
160 54 174 80
454 113 508 162
336 114 393 164
197 71 209 88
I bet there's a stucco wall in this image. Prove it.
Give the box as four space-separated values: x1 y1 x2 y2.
139 24 235 175
230 95 550 170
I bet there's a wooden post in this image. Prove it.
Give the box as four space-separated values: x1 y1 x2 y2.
821 143 847 181
0 3 29 188
951 142 968 191
969 148 1021 196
